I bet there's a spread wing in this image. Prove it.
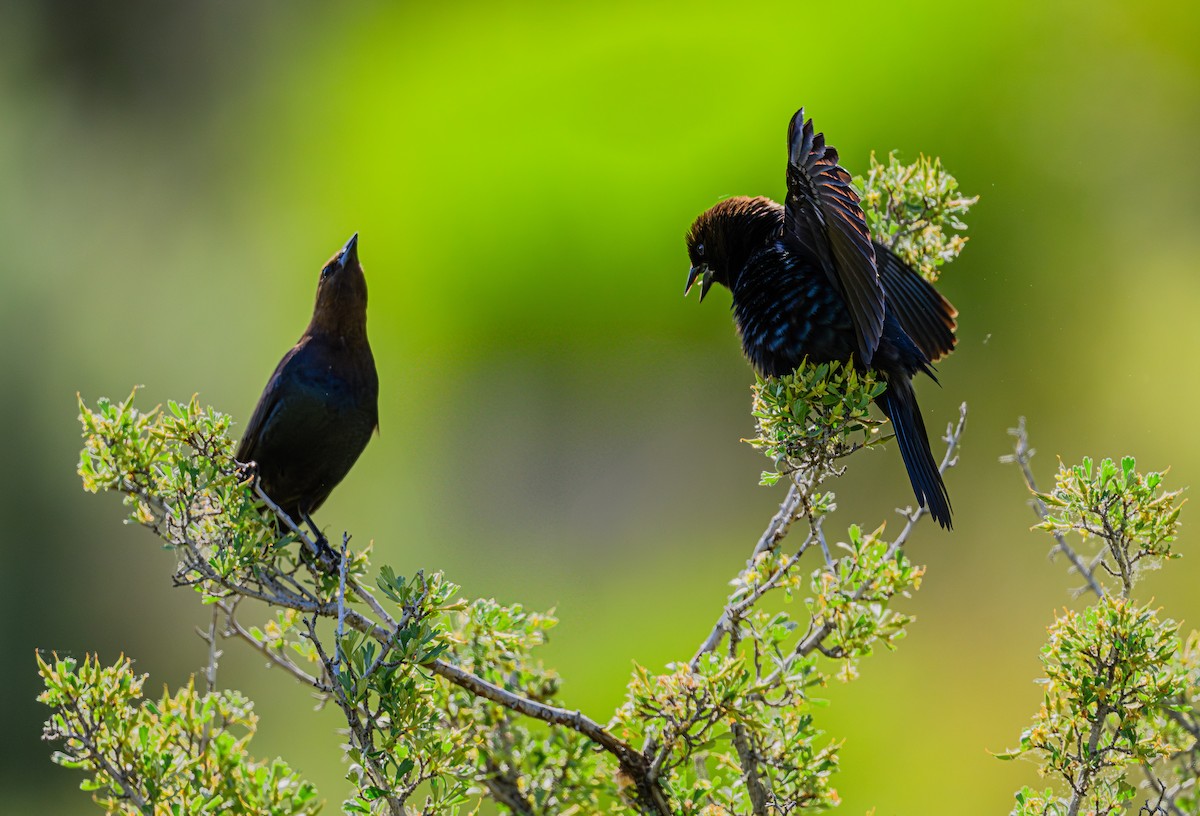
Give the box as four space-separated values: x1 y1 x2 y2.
875 243 958 363
783 108 884 364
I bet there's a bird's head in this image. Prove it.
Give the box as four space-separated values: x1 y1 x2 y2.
684 220 717 303
685 196 782 302
311 233 369 336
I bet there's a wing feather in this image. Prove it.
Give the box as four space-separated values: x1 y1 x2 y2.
875 243 958 363
783 108 885 364
235 345 301 464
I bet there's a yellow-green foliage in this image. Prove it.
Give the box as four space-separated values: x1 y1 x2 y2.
747 361 886 486
855 151 977 282
37 653 320 816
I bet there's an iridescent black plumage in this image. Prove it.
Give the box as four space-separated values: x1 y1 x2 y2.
685 110 957 528
237 233 379 543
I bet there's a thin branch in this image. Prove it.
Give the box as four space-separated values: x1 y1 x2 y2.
729 526 817 621
218 601 327 691
757 404 968 690
728 627 769 816
1140 762 1186 816
439 653 676 812
199 605 221 696
196 605 222 756
1066 703 1111 816
334 534 351 676
730 720 769 815
690 482 806 667
255 480 404 632
480 755 535 816
429 659 637 768
307 617 406 816
254 482 339 573
60 699 151 811
1004 416 1106 599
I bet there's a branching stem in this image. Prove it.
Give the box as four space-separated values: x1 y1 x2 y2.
1005 417 1105 599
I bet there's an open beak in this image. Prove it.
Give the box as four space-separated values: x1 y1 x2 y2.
685 265 715 302
338 232 359 270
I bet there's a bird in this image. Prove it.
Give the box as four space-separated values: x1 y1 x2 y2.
684 108 957 528
236 232 379 551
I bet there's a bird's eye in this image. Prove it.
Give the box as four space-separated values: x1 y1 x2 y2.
320 265 334 281
695 243 706 258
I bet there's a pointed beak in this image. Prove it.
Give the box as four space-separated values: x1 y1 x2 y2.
338 232 359 270
685 265 715 302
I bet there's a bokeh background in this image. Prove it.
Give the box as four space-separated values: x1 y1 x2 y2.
4 1 1200 812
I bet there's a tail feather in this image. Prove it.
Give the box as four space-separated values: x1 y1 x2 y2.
879 376 952 529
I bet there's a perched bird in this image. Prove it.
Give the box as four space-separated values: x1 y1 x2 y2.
685 109 957 528
237 233 379 548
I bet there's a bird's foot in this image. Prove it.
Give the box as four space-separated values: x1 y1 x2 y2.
312 534 342 569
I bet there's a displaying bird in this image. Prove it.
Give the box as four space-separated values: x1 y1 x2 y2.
237 233 379 549
685 109 957 528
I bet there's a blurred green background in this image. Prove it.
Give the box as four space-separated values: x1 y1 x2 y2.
4 1 1199 812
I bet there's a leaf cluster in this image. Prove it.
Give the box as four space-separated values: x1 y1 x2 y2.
38 653 320 816
332 570 475 812
1037 456 1183 595
806 525 924 681
72 394 604 813
1005 448 1200 814
746 361 886 487
1004 598 1187 812
854 151 977 282
78 390 313 581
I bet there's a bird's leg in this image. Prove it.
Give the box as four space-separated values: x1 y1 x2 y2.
301 513 339 565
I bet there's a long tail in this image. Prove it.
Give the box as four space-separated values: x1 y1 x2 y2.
878 375 952 529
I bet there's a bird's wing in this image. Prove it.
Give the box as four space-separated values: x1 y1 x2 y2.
235 344 302 464
875 243 958 363
783 108 885 364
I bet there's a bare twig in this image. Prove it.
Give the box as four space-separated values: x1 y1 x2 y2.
334 534 351 676
690 483 806 667
199 605 221 696
1004 416 1105 599
691 482 811 667
217 601 326 691
1140 762 1186 816
429 657 665 808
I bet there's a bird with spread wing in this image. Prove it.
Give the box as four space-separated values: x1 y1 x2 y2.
685 109 957 528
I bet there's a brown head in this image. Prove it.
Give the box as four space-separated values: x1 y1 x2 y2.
685 196 783 301
308 233 369 338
